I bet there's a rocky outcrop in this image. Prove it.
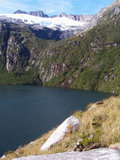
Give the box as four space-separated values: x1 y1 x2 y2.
41 116 80 151
57 13 94 22
0 21 10 65
14 10 49 17
29 25 77 40
0 21 31 72
14 10 27 15
6 33 30 72
0 21 32 72
13 148 120 160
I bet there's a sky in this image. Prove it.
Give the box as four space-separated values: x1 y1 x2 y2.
0 0 115 15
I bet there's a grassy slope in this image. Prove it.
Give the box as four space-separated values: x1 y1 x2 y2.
2 96 120 160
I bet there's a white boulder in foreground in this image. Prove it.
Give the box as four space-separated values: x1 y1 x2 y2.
13 148 120 160
41 116 80 150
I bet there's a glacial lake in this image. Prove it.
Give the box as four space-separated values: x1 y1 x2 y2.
0 85 112 156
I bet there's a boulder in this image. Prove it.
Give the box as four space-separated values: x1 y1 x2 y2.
109 143 120 150
13 148 120 160
40 116 80 150
1 155 6 159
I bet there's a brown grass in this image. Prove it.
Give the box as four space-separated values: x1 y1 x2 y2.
1 96 120 160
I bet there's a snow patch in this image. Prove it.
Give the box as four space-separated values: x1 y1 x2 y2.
0 14 87 30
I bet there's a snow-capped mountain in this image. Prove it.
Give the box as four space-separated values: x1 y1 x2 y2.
0 13 93 31
0 14 88 31
14 10 49 17
14 10 93 22
0 11 94 40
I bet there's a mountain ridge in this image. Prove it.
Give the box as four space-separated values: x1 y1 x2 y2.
14 10 94 22
14 10 49 18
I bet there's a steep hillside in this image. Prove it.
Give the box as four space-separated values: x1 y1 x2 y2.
0 20 53 84
0 0 120 94
2 96 120 160
35 12 120 94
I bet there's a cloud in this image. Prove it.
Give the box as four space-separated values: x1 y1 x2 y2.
0 0 31 13
34 0 73 15
0 0 74 14
0 0 115 14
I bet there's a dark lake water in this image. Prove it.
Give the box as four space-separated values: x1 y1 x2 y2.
0 85 112 156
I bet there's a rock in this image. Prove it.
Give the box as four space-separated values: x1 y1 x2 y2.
89 101 103 110
88 104 97 110
57 13 94 22
1 155 6 159
14 10 49 17
83 143 101 151
96 101 104 105
13 148 120 160
29 11 48 17
73 139 83 151
109 143 120 150
40 116 80 151
14 10 27 14
6 33 30 72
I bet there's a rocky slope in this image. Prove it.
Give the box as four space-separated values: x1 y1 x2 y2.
0 0 120 94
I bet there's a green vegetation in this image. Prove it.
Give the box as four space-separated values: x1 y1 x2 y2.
0 68 41 85
41 13 120 94
2 96 120 160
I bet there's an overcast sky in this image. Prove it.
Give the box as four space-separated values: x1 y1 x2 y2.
0 0 115 15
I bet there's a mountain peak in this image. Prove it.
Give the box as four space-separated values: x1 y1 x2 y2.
14 10 27 14
14 10 49 17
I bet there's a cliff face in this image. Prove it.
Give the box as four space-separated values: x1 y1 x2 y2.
0 21 10 65
0 0 120 93
55 13 94 22
6 33 30 72
14 10 49 17
0 21 31 72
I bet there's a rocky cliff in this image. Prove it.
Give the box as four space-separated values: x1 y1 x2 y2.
0 0 120 93
54 13 94 22
14 10 49 17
